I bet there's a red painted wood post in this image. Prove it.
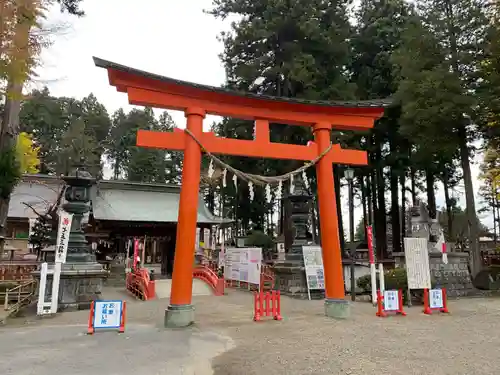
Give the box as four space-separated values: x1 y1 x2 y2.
441 288 449 313
398 290 407 316
87 301 95 335
376 290 386 317
119 301 127 333
423 289 432 315
253 292 261 321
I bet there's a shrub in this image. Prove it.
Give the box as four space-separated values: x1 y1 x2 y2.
357 267 408 293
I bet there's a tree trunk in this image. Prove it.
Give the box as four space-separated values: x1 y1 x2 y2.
375 155 387 259
425 169 437 219
390 167 401 253
409 148 417 205
443 175 453 240
360 176 368 239
400 173 406 251
334 166 345 255
443 0 481 276
458 127 481 276
0 84 22 252
367 173 374 225
492 197 497 245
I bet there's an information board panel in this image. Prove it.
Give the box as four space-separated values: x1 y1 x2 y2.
224 247 262 286
302 246 325 296
403 237 431 289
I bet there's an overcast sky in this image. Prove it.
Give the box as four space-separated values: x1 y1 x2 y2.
35 0 492 234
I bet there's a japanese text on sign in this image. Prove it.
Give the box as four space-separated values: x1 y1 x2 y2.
55 212 73 264
403 237 431 289
383 290 400 311
429 289 444 309
302 246 325 290
94 300 123 329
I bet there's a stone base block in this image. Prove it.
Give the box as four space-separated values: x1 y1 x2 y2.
324 298 350 319
164 304 195 328
273 264 324 299
33 262 108 311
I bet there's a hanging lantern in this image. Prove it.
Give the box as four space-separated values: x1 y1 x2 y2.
207 159 215 178
248 181 254 201
222 168 227 188
302 169 309 190
290 174 295 194
232 174 237 190
265 184 272 203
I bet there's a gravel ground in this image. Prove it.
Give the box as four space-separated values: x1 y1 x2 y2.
4 288 500 375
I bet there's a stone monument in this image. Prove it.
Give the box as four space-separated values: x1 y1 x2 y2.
393 200 475 297
33 164 108 310
273 178 320 298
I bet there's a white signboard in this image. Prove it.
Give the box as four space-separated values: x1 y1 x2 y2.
203 228 210 248
55 211 73 264
224 247 262 285
302 246 325 297
384 290 400 311
429 289 444 309
403 237 431 289
94 300 123 329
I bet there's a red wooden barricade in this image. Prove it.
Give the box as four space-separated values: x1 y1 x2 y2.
253 290 282 322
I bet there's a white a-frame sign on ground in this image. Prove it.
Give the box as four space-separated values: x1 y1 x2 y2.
37 211 73 315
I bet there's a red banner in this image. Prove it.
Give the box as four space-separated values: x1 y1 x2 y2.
133 239 139 269
366 225 374 264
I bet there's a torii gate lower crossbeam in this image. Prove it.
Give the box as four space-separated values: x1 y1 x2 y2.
94 56 388 328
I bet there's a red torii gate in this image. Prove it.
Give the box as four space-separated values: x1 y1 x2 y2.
94 57 387 327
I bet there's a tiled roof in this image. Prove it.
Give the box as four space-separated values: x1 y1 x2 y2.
8 176 229 225
91 180 228 224
94 57 392 109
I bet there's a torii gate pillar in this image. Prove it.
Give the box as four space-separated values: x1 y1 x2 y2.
314 122 348 317
164 108 205 327
94 56 388 328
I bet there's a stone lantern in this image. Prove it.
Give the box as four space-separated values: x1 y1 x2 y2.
34 163 108 310
273 178 316 298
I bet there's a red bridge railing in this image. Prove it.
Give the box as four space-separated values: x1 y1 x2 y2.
193 265 224 296
125 268 155 300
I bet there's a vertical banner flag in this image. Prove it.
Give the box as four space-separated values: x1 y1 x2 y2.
366 225 374 264
132 238 139 269
55 211 73 263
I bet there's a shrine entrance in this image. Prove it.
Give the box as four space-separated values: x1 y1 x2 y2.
95 57 388 327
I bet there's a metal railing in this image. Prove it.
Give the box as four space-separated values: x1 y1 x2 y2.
2 279 37 314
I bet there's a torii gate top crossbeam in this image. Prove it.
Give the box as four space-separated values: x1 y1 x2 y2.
93 57 389 129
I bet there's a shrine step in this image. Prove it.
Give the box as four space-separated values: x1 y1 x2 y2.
155 279 213 299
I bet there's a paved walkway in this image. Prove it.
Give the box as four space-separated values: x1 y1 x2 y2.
2 288 500 374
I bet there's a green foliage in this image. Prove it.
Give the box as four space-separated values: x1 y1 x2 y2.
29 217 52 253
245 230 274 250
209 0 355 232
357 268 408 292
357 268 409 301
0 147 21 199
20 89 111 177
354 219 365 241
